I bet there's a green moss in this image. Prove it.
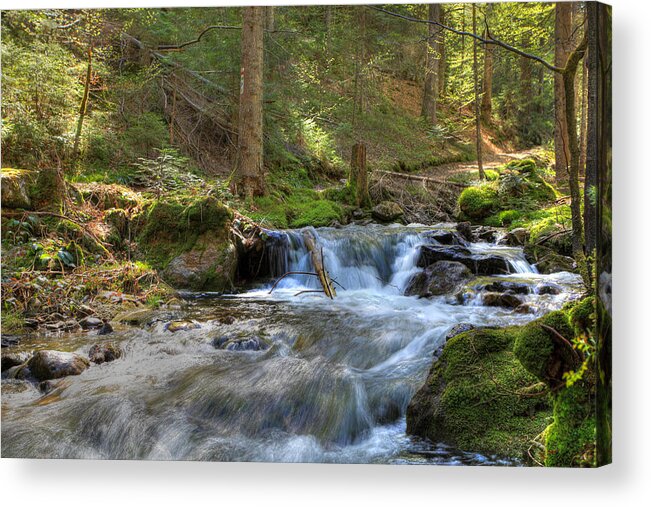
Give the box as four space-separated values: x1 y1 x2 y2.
414 327 551 458
138 195 232 269
248 187 344 229
458 183 499 220
569 296 596 335
485 169 500 181
514 311 573 382
544 382 596 467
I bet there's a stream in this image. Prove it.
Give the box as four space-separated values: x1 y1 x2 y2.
1 224 583 464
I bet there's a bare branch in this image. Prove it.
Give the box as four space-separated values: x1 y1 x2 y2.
368 6 563 73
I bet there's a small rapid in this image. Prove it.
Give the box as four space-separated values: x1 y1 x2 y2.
1 224 583 464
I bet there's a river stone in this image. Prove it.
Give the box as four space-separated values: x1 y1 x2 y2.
113 308 157 326
524 244 577 274
212 335 270 352
1 352 31 372
536 283 562 295
1 335 21 348
473 226 500 243
456 222 473 242
0 168 37 209
80 316 104 329
44 319 80 333
166 320 200 333
424 229 467 246
88 343 122 364
26 350 90 382
163 233 237 292
480 280 530 295
372 201 403 222
481 292 523 308
417 245 510 275
405 261 472 297
500 227 530 246
98 322 114 335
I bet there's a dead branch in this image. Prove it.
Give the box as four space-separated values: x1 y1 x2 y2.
374 170 469 188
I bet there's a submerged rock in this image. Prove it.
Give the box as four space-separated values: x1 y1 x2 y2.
372 201 403 223
79 316 103 329
405 261 472 298
212 335 270 352
1 352 31 372
26 350 90 382
166 320 200 333
480 280 530 295
1 335 21 348
88 343 123 364
481 292 523 308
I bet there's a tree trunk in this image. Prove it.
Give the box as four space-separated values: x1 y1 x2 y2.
579 52 589 174
438 5 446 97
350 143 369 207
421 3 440 124
235 6 265 199
265 6 275 32
586 1 612 468
72 47 93 159
480 4 494 123
472 4 485 180
519 33 533 118
554 2 573 182
353 6 367 126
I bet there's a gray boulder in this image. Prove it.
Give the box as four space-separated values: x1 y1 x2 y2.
372 201 403 222
405 261 473 297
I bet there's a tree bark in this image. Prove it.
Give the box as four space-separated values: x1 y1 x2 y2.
472 4 485 180
480 4 494 123
72 47 93 159
421 3 440 124
235 6 265 199
554 2 573 182
438 5 446 97
350 143 369 207
265 6 275 32
302 230 336 299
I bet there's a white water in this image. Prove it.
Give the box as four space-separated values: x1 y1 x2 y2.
1 224 583 464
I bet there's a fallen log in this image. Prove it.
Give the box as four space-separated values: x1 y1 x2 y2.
302 229 336 299
374 170 469 189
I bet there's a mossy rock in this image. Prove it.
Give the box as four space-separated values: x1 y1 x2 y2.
1 168 38 209
568 296 595 335
514 310 576 387
544 382 596 467
458 184 499 221
407 326 551 459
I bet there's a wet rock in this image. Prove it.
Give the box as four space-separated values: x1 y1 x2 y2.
212 335 270 352
482 292 523 308
3 365 29 380
372 201 403 223
515 303 535 314
424 229 468 246
26 350 90 382
113 308 157 326
97 322 114 335
166 320 200 333
80 316 103 329
417 245 510 275
23 318 39 329
455 222 473 242
473 226 500 243
352 208 365 219
1 335 21 348
1 352 31 372
524 244 577 274
405 261 472 297
500 227 529 246
536 283 562 295
163 233 238 293
44 319 80 333
218 315 236 325
481 281 530 295
88 343 122 364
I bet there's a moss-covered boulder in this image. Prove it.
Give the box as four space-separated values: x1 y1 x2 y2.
513 310 578 388
407 326 551 459
458 184 499 221
138 195 236 292
544 381 596 467
1 168 37 209
372 201 404 223
524 243 577 274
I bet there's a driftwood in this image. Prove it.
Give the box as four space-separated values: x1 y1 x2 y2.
374 170 469 189
302 230 337 299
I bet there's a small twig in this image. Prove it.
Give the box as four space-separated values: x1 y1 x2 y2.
294 290 326 297
268 271 320 294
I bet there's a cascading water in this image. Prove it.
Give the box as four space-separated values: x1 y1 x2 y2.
1 224 583 464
